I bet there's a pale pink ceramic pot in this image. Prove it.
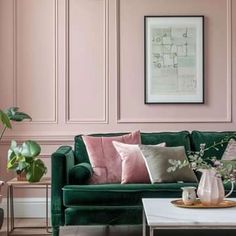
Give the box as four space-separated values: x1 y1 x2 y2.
197 169 234 206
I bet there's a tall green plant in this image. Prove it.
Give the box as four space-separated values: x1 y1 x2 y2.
0 107 31 141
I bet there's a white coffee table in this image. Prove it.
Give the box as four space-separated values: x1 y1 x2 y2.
142 198 236 236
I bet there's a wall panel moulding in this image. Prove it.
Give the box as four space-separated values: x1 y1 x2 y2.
116 0 232 123
65 0 109 124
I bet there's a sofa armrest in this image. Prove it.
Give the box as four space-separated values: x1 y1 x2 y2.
69 162 93 184
51 146 75 235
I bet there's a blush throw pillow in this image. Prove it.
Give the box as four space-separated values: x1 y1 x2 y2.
113 141 166 184
221 139 236 161
82 130 141 184
140 145 197 183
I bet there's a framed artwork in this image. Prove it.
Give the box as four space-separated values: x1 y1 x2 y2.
144 16 204 104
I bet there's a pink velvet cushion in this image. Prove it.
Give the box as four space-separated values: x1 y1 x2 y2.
113 141 166 184
82 130 141 184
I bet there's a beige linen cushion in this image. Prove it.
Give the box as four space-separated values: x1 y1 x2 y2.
139 145 197 183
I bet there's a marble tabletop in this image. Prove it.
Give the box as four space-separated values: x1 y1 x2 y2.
142 198 236 228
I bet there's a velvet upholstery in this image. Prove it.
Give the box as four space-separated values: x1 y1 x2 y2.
141 131 191 151
51 131 236 236
51 146 75 236
63 183 197 206
65 207 142 225
69 162 93 185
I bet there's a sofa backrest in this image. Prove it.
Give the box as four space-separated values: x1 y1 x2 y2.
141 131 191 151
190 131 236 160
74 131 191 164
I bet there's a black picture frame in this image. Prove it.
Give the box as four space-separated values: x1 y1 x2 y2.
144 15 204 104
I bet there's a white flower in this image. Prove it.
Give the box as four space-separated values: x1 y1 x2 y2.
213 160 221 167
191 162 197 169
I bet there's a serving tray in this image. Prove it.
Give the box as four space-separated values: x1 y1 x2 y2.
171 199 236 209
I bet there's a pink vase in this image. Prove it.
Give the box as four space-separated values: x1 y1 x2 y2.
197 169 234 206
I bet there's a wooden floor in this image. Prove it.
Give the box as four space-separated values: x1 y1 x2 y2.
0 218 51 236
1 219 236 236
60 225 142 236
0 220 143 236
0 219 143 236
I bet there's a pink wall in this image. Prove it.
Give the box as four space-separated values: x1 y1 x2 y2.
0 0 236 197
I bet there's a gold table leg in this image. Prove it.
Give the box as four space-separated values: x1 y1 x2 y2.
6 178 51 235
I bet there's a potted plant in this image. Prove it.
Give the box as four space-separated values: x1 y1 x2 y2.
0 181 3 229
7 140 47 182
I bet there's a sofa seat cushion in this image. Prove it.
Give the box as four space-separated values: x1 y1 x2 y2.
63 183 198 206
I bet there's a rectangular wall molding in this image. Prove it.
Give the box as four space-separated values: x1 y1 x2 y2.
65 0 109 124
0 135 74 145
116 0 232 123
13 0 58 124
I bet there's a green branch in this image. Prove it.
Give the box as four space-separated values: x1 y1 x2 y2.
0 125 7 142
203 135 236 152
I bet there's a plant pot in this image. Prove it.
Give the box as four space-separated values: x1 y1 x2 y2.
0 208 3 229
17 171 27 181
0 181 4 229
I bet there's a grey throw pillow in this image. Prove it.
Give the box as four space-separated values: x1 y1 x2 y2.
139 145 197 183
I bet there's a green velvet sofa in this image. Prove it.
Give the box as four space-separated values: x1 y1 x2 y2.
51 130 236 236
